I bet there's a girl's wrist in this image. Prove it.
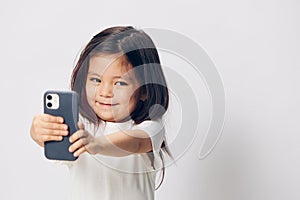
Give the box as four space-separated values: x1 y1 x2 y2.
92 136 105 155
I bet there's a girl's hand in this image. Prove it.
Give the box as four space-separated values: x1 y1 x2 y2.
69 122 100 157
30 114 69 147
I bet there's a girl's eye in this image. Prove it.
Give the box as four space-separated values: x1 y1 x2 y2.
90 77 101 83
115 81 128 86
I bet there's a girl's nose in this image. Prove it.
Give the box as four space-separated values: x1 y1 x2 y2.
97 83 114 98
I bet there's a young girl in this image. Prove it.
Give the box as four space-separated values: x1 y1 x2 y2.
30 26 171 200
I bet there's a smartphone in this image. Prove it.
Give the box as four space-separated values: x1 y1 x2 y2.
43 90 79 161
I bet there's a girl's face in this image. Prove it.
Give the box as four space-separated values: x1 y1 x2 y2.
86 54 140 122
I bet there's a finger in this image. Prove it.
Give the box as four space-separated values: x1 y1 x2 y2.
43 128 69 136
69 130 86 143
77 121 85 130
42 135 63 142
31 125 62 138
69 137 88 153
41 114 64 123
41 122 68 131
73 146 86 157
69 130 79 143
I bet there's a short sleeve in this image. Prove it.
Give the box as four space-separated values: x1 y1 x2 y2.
132 119 165 153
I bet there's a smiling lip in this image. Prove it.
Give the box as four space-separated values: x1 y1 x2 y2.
96 101 118 106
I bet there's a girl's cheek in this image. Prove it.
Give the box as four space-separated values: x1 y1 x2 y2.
115 90 132 101
86 84 97 99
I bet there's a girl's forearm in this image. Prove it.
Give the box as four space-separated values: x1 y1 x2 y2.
94 130 152 157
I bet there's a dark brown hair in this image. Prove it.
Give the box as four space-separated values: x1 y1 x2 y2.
70 26 172 189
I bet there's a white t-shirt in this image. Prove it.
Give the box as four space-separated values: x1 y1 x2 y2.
67 116 165 200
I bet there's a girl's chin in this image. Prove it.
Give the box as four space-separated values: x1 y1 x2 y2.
92 106 132 122
95 111 132 122
97 115 115 122
94 111 114 121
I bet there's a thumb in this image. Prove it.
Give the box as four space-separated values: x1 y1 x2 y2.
77 121 85 130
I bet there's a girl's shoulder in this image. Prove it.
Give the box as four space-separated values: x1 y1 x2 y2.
132 118 165 136
133 118 163 128
78 114 102 135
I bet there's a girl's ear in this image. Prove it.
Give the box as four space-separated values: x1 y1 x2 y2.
139 87 147 101
140 93 147 101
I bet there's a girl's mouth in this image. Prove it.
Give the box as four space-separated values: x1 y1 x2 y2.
96 101 118 107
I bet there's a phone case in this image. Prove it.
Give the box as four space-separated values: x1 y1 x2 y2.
43 90 79 161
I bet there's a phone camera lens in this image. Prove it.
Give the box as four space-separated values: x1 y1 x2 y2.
47 102 52 108
47 95 52 100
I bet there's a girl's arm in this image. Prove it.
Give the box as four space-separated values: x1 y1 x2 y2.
69 122 153 157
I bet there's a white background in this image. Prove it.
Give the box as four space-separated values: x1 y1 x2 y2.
1 0 300 199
